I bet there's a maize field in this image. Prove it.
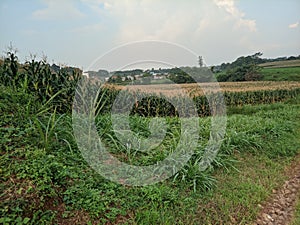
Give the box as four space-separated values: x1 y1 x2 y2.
93 81 300 117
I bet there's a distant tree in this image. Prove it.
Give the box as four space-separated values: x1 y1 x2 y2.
215 52 264 82
287 56 297 60
217 52 264 73
223 64 261 82
198 56 204 67
226 66 246 82
142 72 151 77
216 72 231 82
244 64 262 81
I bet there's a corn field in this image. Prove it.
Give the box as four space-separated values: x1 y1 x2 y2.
1 50 299 117
93 83 300 117
0 51 81 113
114 81 300 97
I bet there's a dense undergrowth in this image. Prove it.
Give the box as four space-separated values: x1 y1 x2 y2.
1 84 299 224
1 51 300 224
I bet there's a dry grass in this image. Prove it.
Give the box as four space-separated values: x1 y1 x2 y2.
259 59 300 68
111 81 300 97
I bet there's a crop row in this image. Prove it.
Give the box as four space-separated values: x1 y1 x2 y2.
91 84 300 117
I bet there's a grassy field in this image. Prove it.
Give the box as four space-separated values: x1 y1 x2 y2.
1 83 300 224
260 67 300 81
291 197 300 225
258 59 300 81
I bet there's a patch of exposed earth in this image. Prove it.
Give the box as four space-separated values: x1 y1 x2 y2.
254 155 300 225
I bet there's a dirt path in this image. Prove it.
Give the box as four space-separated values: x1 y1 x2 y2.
254 155 300 225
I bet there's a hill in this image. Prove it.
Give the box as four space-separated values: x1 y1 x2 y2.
258 60 300 81
214 54 300 82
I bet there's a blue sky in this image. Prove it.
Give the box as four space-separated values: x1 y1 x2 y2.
0 0 299 71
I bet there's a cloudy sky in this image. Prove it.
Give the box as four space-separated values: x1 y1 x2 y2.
0 0 299 70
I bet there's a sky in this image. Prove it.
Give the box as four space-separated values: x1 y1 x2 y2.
0 0 299 71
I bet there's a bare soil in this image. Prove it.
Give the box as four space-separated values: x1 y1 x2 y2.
254 155 300 225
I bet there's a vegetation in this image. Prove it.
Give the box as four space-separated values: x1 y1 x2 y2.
215 53 300 82
106 67 215 85
260 67 300 81
84 54 300 84
291 197 300 225
1 48 300 224
259 59 300 68
87 85 300 117
0 48 81 113
117 81 300 96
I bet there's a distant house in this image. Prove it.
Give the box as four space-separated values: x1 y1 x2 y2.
153 74 164 80
126 76 134 81
110 75 118 80
149 71 157 76
134 74 143 80
82 72 89 78
153 71 168 80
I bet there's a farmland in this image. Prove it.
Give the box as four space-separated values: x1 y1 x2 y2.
259 59 300 68
260 67 300 81
1 52 300 224
116 81 300 97
258 59 300 81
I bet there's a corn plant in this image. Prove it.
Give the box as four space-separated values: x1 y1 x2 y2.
33 108 66 152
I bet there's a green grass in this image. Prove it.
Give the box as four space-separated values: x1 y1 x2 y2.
260 67 300 81
291 197 300 225
1 85 300 224
194 154 292 224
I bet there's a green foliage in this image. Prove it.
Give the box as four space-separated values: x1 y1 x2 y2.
93 85 300 118
0 51 82 113
32 109 67 152
215 52 263 82
215 53 300 82
217 52 263 71
168 67 214 83
217 64 262 82
260 67 300 81
1 85 300 223
0 48 19 89
291 198 300 225
1 47 300 224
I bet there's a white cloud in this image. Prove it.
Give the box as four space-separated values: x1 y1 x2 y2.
32 0 85 20
74 0 260 66
87 0 258 42
289 22 299 29
214 0 243 17
236 18 256 32
28 0 263 66
214 0 256 32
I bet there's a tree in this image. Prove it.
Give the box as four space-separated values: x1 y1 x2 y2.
198 56 204 67
223 64 261 82
244 64 262 81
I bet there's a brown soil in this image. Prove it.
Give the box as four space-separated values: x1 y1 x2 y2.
254 155 300 225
